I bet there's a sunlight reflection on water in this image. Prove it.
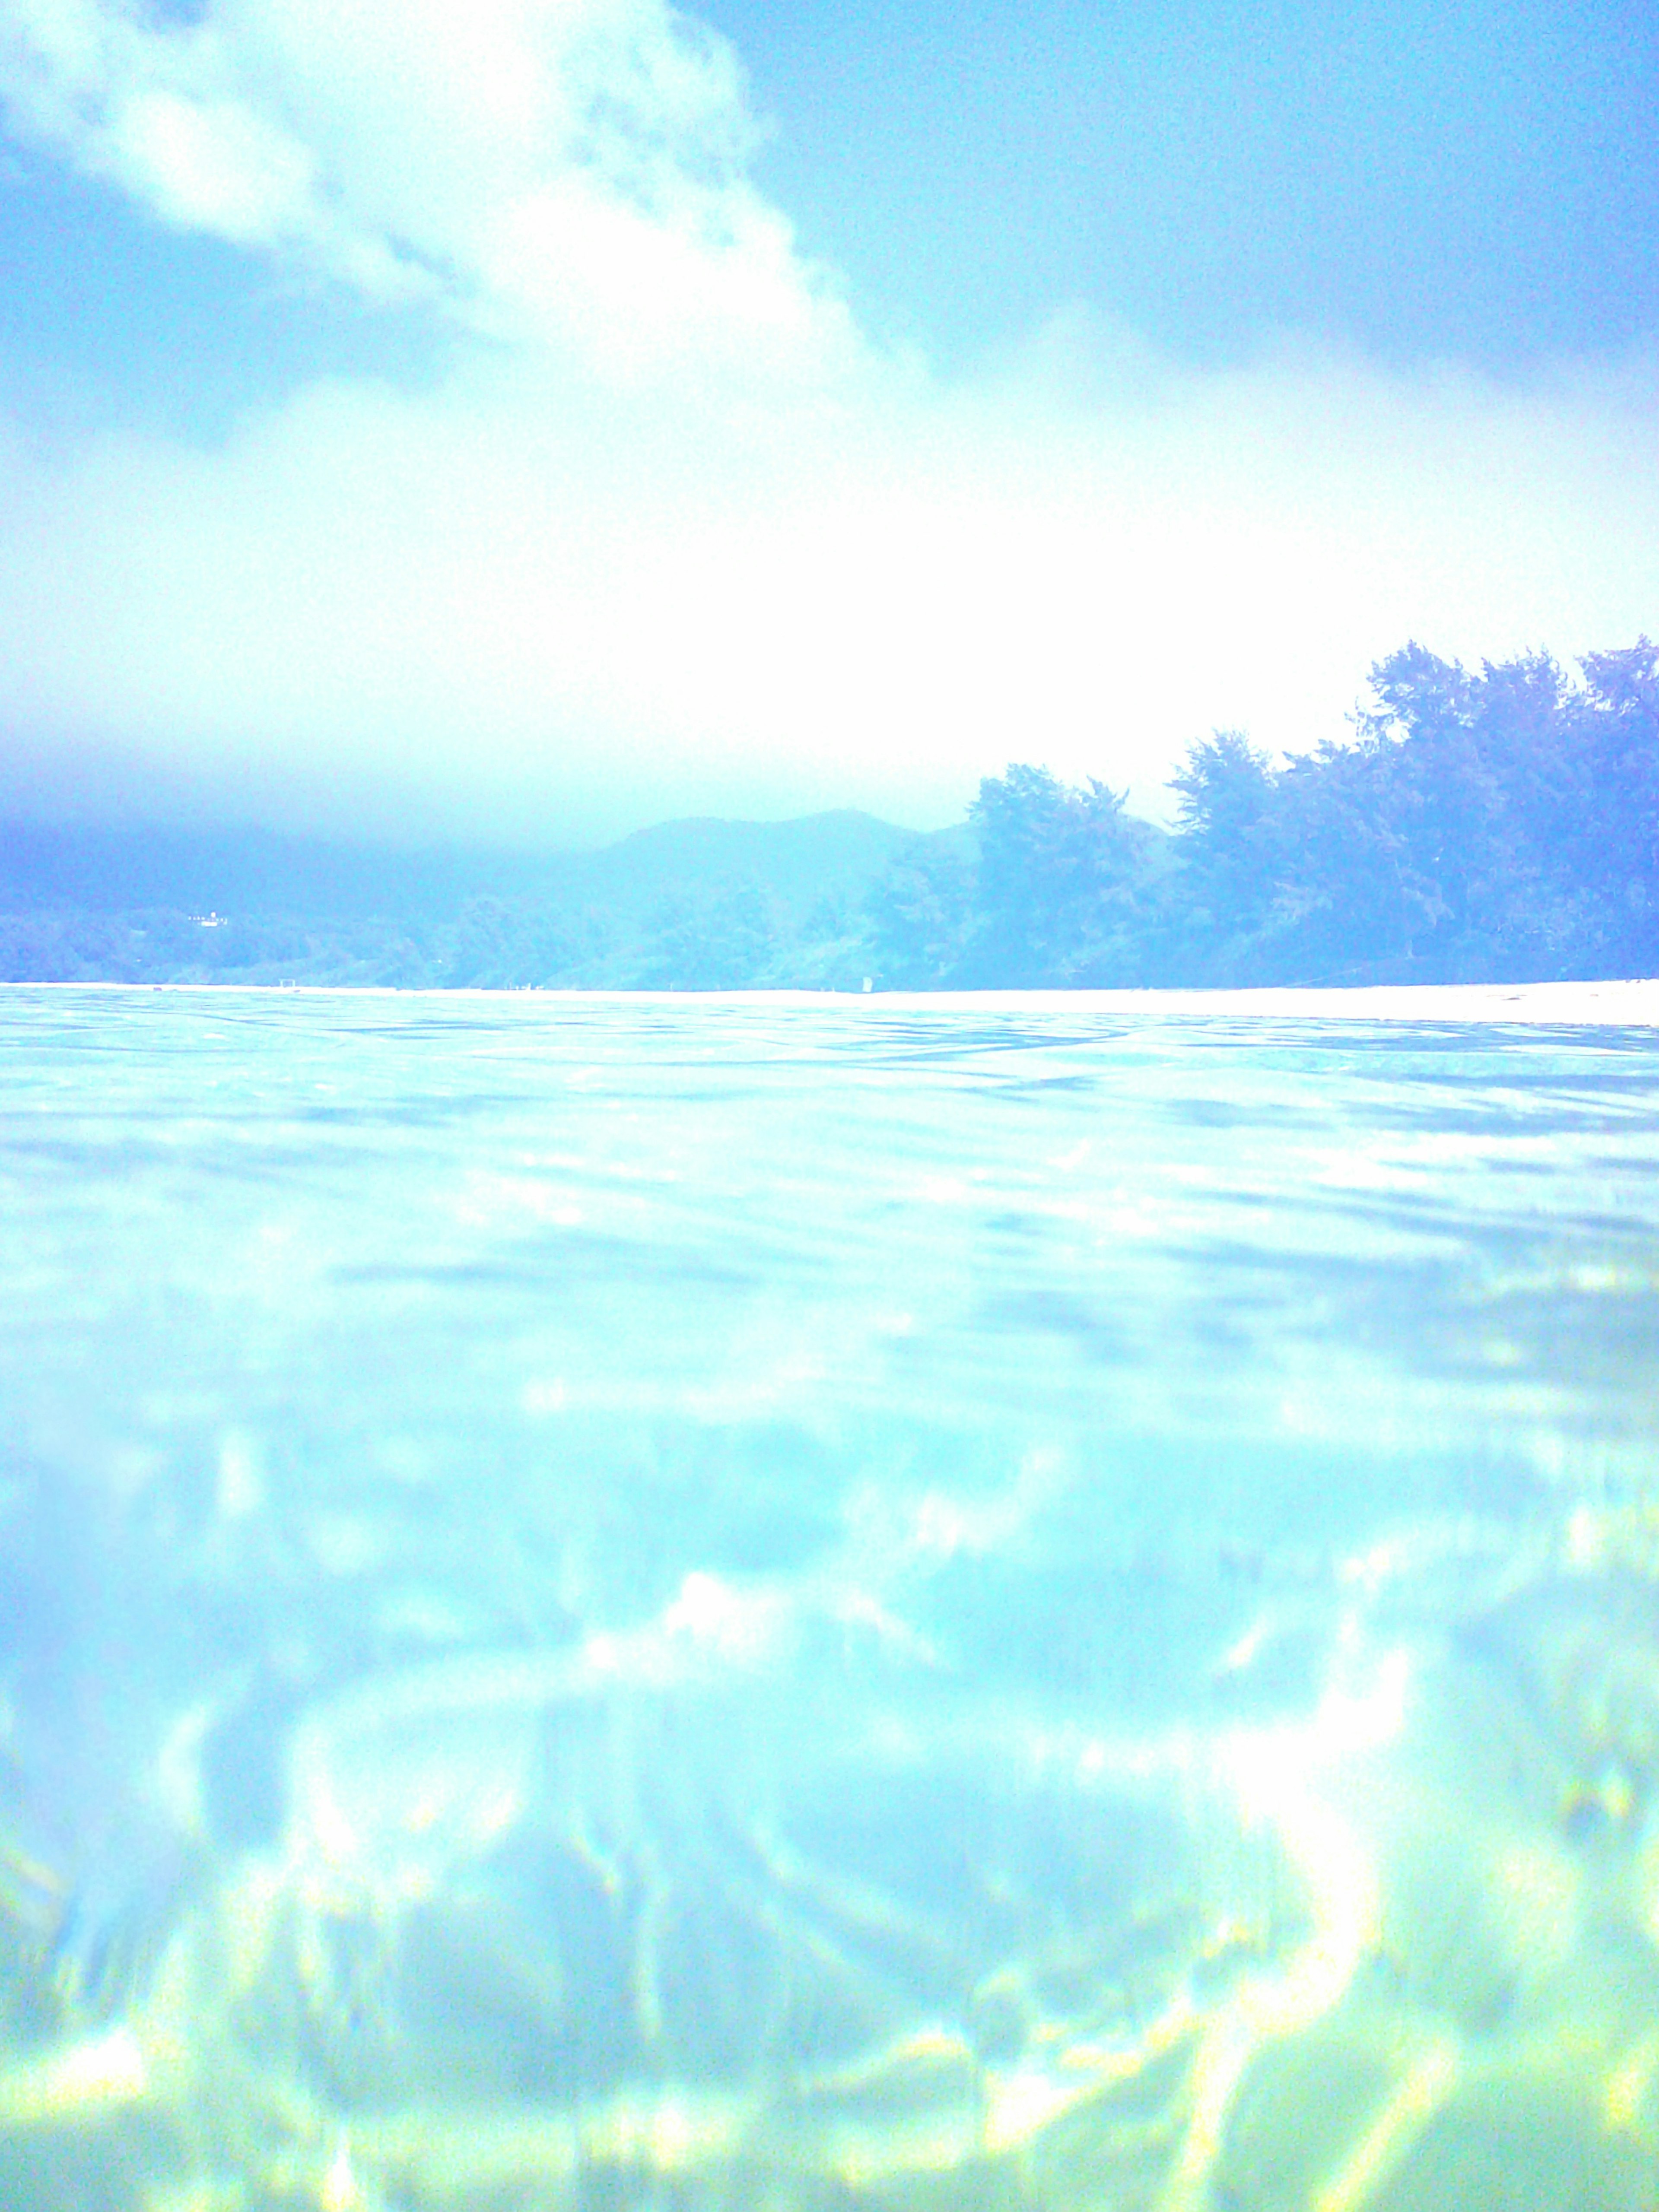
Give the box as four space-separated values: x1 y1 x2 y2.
2 987 1658 2209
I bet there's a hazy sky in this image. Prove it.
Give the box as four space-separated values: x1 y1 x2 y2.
0 0 1655 847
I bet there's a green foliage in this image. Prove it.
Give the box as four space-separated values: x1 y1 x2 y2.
1171 638 1659 984
864 838 979 987
3 638 1653 989
1166 731 1280 979
854 636 1659 989
637 880 777 990
966 766 1144 983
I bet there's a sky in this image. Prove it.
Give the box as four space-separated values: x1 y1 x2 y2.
0 0 1655 848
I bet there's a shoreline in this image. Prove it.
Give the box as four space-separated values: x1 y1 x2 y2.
3 978 1658 1022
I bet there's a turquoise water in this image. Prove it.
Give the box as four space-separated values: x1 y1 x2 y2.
2 986 1658 2209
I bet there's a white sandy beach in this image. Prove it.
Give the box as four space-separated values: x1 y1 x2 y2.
871 979 1659 1022
10 978 1659 1022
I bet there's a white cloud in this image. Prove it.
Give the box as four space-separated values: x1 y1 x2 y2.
0 0 853 370
0 2 1655 847
109 83 315 242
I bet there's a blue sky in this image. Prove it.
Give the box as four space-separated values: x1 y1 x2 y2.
710 0 1659 370
0 0 1655 846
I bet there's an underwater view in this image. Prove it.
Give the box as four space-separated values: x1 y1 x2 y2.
3 984 1659 2212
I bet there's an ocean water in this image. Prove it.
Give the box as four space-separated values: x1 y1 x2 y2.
1 984 1658 2211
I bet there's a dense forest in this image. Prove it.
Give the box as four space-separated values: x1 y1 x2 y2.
3 639 1655 988
874 638 1659 987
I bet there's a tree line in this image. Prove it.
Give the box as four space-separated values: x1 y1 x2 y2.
870 638 1659 987
3 637 1654 988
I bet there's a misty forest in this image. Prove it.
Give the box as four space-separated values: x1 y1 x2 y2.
4 638 1656 990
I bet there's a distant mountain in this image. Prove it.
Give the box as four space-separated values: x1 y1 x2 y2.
10 632 1648 990
0 809 925 925
0 809 950 988
566 810 925 925
0 820 521 919
0 820 487 918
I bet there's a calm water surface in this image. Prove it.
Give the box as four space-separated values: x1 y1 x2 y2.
2 987 1658 2209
